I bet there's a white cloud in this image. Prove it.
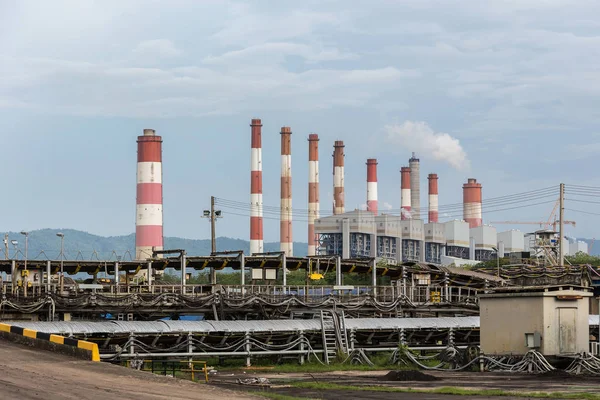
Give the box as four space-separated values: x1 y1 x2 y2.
385 121 470 170
133 39 182 58
383 202 393 210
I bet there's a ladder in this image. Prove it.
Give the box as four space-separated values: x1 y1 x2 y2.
320 310 349 364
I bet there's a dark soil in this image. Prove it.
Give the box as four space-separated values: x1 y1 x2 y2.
378 370 440 382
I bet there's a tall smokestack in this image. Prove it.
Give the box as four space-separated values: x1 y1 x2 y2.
366 158 378 215
428 173 439 223
280 126 293 256
463 178 482 228
136 129 163 260
401 167 411 220
308 134 320 256
333 141 345 215
409 152 420 219
250 119 264 255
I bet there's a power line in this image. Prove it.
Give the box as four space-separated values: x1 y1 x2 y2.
566 208 600 217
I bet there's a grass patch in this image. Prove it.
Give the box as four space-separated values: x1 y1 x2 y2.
290 382 600 400
256 393 319 400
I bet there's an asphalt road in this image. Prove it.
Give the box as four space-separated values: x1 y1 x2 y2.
0 340 259 400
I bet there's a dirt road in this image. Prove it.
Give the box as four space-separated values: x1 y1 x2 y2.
0 340 258 400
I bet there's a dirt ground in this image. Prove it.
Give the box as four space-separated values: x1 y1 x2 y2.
210 368 600 400
0 340 258 400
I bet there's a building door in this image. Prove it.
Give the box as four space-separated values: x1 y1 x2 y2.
558 308 577 354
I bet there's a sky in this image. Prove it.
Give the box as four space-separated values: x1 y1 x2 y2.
1 0 599 245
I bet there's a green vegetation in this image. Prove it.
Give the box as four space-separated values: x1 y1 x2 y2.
566 252 600 267
472 252 600 270
256 394 318 400
290 382 600 400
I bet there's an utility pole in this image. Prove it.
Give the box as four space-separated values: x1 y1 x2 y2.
203 196 222 285
4 234 8 260
559 183 565 266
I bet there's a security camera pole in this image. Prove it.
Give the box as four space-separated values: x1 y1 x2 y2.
203 196 222 285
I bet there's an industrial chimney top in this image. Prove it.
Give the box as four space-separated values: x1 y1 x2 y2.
143 129 156 136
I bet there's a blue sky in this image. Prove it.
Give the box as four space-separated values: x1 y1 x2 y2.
0 0 599 243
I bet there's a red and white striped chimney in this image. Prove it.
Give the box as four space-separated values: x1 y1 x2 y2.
428 173 439 223
333 141 345 215
463 178 482 228
250 119 264 255
308 134 320 256
366 158 378 215
280 126 293 256
136 129 163 260
401 167 412 220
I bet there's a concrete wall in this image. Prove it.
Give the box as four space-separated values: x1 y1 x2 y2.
480 289 591 356
541 294 590 355
480 296 544 355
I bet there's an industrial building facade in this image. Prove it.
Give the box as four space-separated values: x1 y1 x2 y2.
315 212 533 266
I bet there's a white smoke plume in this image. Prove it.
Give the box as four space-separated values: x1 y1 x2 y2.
385 121 470 170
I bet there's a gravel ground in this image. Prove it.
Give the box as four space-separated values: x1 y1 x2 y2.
0 340 259 400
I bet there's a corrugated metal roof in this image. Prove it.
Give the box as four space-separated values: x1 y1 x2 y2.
109 321 171 334
7 315 599 335
345 316 481 330
5 321 114 335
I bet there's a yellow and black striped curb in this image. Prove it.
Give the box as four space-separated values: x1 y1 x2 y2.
0 323 100 362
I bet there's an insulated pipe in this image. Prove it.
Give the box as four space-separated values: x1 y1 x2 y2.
307 134 320 256
136 129 164 260
409 152 420 220
366 159 378 215
333 141 345 215
401 167 412 220
463 178 483 228
250 119 264 255
280 126 293 256
428 173 439 223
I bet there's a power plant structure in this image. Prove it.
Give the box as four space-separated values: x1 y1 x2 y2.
409 152 420 219
307 134 320 256
332 141 345 215
366 158 378 215
428 173 439 223
463 178 483 229
280 126 293 256
400 166 411 220
2 118 598 375
135 129 164 260
250 119 264 255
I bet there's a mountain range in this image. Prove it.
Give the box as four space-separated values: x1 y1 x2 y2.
0 229 308 261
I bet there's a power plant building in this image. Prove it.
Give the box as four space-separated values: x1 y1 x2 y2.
425 223 445 264
497 230 525 257
444 220 470 260
471 225 497 261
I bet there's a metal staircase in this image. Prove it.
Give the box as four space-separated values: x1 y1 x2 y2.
320 310 349 364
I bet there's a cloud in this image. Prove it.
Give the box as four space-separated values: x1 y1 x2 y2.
133 39 182 58
385 121 470 170
383 202 393 210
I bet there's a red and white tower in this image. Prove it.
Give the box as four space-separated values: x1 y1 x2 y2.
333 141 345 215
366 158 378 215
136 129 164 260
307 134 320 256
463 178 483 228
250 119 264 255
280 126 293 256
428 173 439 223
400 167 412 220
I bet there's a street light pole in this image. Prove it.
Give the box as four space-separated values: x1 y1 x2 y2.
20 231 28 271
57 233 64 294
203 196 222 285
